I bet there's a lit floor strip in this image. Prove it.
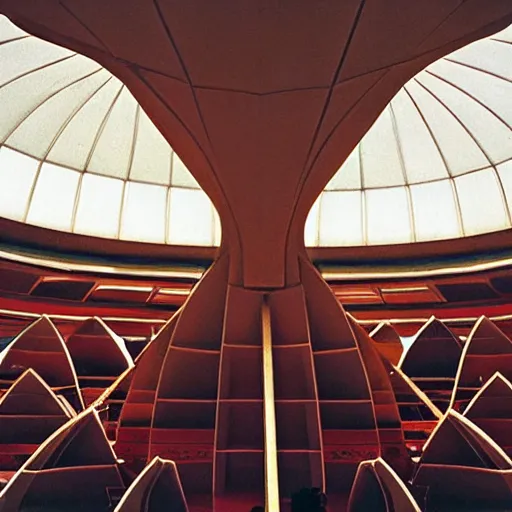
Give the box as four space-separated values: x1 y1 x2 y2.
261 298 280 512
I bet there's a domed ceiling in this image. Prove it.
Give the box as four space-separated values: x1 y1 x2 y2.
308 22 512 247
0 15 511 247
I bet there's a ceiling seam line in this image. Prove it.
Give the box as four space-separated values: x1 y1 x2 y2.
83 84 125 171
113 87 140 240
70 173 85 235
209 202 216 247
43 74 113 164
0 35 29 46
418 73 499 171
58 1 112 54
334 16 512 89
404 82 454 179
444 57 512 87
116 182 128 241
358 139 365 190
388 102 410 186
389 102 416 242
314 196 321 247
152 0 214 147
361 188 367 246
359 144 367 246
426 69 512 132
299 67 392 194
283 3 509 258
490 166 512 228
21 159 43 224
1 143 204 188
448 178 466 237
490 38 512 46
17 68 106 224
0 54 76 99
417 75 493 167
165 185 172 245
49 75 116 234
289 66 392 253
302 0 367 169
284 0 379 270
168 144 174 187
317 193 326 247
124 63 187 85
192 84 328 96
415 75 509 235
2 59 100 145
133 69 245 271
414 0 467 51
126 104 141 182
403 82 463 238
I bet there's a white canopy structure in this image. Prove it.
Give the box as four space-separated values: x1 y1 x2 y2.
0 15 511 247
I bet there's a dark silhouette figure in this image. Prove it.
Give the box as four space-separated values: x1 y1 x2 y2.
291 487 327 512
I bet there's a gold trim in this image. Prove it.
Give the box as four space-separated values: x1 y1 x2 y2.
321 255 512 281
261 298 280 512
380 286 430 293
0 307 167 323
94 285 154 293
0 248 204 279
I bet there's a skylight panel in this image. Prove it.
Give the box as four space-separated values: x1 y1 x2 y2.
26 162 79 231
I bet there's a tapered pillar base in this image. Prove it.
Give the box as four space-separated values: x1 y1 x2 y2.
114 252 409 510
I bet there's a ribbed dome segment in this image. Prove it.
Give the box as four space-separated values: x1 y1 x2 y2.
0 15 220 246
307 24 512 246
0 16 511 247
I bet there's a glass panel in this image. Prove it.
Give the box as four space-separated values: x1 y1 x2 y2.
168 188 215 246
47 79 123 170
405 79 488 176
366 187 411 244
0 37 72 87
326 146 361 190
304 197 320 246
0 147 38 221
6 70 109 159
0 56 102 144
171 153 200 188
88 87 137 179
318 191 363 246
391 88 449 184
119 182 166 243
26 162 79 231
455 168 509 236
360 107 405 188
410 180 460 241
429 59 512 150
418 72 511 165
74 173 123 238
450 38 512 83
129 108 172 185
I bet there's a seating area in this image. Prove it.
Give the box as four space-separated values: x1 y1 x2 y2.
0 313 511 510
